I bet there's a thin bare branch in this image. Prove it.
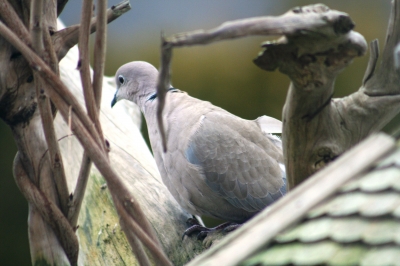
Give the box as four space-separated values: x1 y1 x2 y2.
69 0 107 230
76 1 105 210
124 232 152 266
156 37 172 152
164 6 353 47
79 0 103 148
93 0 107 108
30 0 70 216
0 19 169 264
0 0 31 44
53 0 131 60
13 154 78 265
30 0 44 51
68 151 92 229
117 200 172 266
124 194 162 248
0 22 103 149
68 0 110 227
78 0 107 154
43 25 59 75
34 76 70 215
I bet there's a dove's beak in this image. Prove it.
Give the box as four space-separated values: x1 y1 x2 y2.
111 91 118 108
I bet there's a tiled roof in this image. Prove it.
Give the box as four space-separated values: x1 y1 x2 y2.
242 149 400 266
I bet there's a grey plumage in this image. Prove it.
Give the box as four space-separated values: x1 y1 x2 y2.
112 61 286 223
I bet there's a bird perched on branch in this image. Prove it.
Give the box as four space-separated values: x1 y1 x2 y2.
111 61 286 237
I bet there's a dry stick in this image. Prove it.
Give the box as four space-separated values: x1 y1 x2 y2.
0 0 31 44
156 9 353 149
68 151 92 229
93 0 107 108
156 38 172 152
30 0 43 51
1 20 103 150
68 0 108 228
124 229 152 266
43 26 59 75
53 0 131 61
30 0 70 216
13 155 79 266
0 21 170 265
117 200 172 266
34 76 71 215
79 0 105 152
165 11 351 47
68 111 169 265
69 0 109 227
124 195 162 247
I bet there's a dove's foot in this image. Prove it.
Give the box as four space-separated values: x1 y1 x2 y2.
182 217 241 240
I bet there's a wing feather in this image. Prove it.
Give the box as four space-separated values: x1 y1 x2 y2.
185 111 285 213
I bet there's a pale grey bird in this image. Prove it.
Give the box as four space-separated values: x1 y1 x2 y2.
111 61 286 236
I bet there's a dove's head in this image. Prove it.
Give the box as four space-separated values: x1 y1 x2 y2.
111 61 159 108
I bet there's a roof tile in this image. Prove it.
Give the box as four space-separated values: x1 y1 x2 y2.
360 247 400 266
242 142 400 265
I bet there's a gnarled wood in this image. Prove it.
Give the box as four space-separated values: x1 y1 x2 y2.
157 2 400 190
256 3 400 188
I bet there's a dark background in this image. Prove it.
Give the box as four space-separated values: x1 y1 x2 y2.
0 0 393 264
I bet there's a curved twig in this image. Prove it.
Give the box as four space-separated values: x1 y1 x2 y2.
156 37 172 152
0 18 171 265
0 0 31 44
53 0 131 60
13 154 79 265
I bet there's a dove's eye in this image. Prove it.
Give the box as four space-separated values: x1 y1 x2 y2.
118 75 125 84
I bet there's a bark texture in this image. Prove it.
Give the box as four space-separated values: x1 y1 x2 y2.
254 4 400 188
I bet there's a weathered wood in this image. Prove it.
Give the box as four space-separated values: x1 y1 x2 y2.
253 3 400 188
0 1 207 264
155 4 396 192
0 0 75 264
3 1 399 265
157 2 400 189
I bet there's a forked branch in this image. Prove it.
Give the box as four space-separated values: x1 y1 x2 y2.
0 14 171 265
52 0 131 60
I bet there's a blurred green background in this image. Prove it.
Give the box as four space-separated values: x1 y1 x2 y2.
0 0 394 264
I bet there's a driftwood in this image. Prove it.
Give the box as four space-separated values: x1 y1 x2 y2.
1 1 399 266
157 2 400 190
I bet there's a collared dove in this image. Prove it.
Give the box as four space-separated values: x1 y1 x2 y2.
111 61 286 234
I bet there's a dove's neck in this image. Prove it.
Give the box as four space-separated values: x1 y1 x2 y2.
140 87 179 116
135 90 156 109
